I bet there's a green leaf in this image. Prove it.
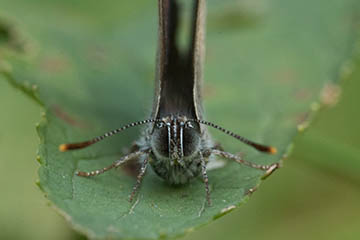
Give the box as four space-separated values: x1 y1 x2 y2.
290 54 360 183
1 0 359 239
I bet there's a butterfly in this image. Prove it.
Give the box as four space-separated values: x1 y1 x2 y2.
59 0 278 205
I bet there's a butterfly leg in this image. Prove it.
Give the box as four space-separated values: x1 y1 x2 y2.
76 149 151 177
129 153 149 202
209 149 280 178
200 151 211 206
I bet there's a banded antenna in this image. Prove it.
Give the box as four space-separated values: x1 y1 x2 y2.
190 119 277 154
59 119 161 152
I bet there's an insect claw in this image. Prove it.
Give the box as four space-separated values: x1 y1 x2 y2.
261 162 280 179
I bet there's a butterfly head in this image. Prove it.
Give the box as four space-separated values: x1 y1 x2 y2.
150 115 201 165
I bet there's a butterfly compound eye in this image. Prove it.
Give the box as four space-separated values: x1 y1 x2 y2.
185 121 194 129
156 122 165 128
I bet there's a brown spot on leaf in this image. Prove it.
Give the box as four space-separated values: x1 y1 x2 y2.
320 83 341 106
52 105 88 128
41 55 69 73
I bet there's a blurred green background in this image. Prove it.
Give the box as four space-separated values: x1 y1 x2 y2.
1 0 360 239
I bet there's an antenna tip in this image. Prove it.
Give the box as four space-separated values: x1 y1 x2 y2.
269 147 277 154
59 144 69 152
